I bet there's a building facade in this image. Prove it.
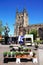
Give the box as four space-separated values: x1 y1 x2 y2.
14 9 43 40
14 9 28 36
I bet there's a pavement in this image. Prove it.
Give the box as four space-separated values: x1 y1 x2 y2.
38 44 43 65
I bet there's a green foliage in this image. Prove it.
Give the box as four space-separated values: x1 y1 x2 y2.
8 52 11 57
35 40 43 44
19 46 23 49
29 29 37 40
18 46 23 51
15 52 21 55
33 52 36 57
9 45 14 48
23 48 28 52
15 52 29 55
3 52 7 57
12 52 15 57
35 44 38 49
23 52 29 55
0 21 5 35
23 48 31 52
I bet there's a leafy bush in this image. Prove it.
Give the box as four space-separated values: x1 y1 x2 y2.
15 52 29 55
28 48 31 51
8 52 11 57
29 29 37 40
12 52 15 57
3 52 7 57
35 44 38 49
33 52 36 57
23 52 29 55
23 48 28 52
18 46 23 51
15 52 21 55
34 40 43 44
9 45 13 48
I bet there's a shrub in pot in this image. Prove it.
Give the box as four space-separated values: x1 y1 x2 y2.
12 52 15 57
23 48 28 52
35 44 38 49
9 45 13 48
23 52 29 55
18 46 23 51
15 52 21 58
20 52 29 58
28 48 31 52
33 52 36 57
3 52 7 57
8 52 11 57
16 52 21 55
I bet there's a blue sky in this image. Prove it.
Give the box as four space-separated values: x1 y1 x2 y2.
0 0 43 35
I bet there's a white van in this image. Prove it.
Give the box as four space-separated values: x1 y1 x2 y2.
24 34 33 46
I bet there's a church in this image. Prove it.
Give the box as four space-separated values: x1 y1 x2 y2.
14 9 43 40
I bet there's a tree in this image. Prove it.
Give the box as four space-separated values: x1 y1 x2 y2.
0 21 4 36
29 29 37 40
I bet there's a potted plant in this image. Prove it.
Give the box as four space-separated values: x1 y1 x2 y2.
8 52 11 57
12 52 15 57
28 48 31 52
33 52 36 57
16 52 21 58
18 46 23 51
23 48 28 52
24 52 29 56
24 52 29 55
35 44 38 50
3 52 7 57
21 52 29 58
9 45 13 48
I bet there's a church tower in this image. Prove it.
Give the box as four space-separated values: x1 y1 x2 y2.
14 9 28 36
23 9 28 27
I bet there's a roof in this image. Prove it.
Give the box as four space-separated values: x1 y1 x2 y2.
24 34 33 38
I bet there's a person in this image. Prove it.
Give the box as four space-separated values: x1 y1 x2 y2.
18 32 24 45
32 54 38 63
16 58 21 63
